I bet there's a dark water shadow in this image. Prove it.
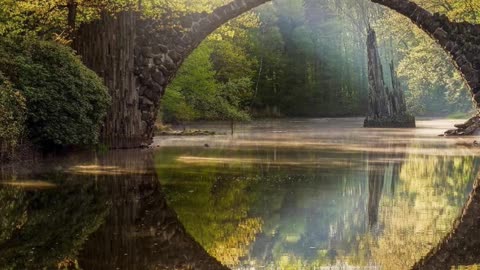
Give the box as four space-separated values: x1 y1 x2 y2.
0 150 227 270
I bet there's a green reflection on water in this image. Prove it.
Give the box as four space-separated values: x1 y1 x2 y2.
0 173 109 270
155 145 479 270
371 155 478 270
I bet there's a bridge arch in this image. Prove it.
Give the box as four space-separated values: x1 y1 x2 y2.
74 0 480 148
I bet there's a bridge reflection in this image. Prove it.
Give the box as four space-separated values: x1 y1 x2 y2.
0 147 480 269
76 152 228 270
0 150 227 270
413 176 480 270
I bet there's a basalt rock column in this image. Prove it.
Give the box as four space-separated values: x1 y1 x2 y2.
364 28 416 128
75 12 144 148
75 0 269 149
371 0 480 133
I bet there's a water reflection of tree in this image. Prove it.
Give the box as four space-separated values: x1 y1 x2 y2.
370 155 479 270
368 167 385 228
158 143 480 270
0 172 109 270
156 147 374 268
78 173 228 270
412 174 480 270
155 148 264 266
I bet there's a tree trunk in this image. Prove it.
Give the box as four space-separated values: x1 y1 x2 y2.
66 0 77 37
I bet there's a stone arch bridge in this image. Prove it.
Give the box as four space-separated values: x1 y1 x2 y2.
74 0 480 148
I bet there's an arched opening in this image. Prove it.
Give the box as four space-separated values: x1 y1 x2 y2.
162 0 470 130
74 0 480 148
73 0 480 268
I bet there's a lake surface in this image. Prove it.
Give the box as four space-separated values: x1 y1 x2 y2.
1 118 480 270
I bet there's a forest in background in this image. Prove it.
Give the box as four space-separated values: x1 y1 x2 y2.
161 0 477 124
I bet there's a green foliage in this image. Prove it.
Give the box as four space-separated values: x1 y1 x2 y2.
374 7 474 116
210 40 257 83
0 0 259 40
0 0 137 38
247 0 370 117
0 175 109 270
161 41 252 123
159 0 475 120
1 0 477 126
0 72 26 158
218 78 254 117
161 88 197 124
0 37 110 148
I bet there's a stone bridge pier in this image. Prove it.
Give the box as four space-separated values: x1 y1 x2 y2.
74 0 480 148
75 0 269 148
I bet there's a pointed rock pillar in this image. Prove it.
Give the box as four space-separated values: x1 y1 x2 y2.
364 28 416 128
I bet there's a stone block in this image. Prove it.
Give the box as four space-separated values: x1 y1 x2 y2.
168 51 182 63
472 87 480 94
153 56 164 65
138 86 147 96
153 45 168 54
152 71 166 85
433 28 449 45
141 47 153 58
456 55 468 67
143 88 155 101
151 82 164 95
474 91 480 103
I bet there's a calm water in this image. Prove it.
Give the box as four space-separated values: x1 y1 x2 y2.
1 118 480 270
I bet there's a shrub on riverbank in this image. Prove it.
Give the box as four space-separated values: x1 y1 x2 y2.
0 72 26 161
0 37 110 149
